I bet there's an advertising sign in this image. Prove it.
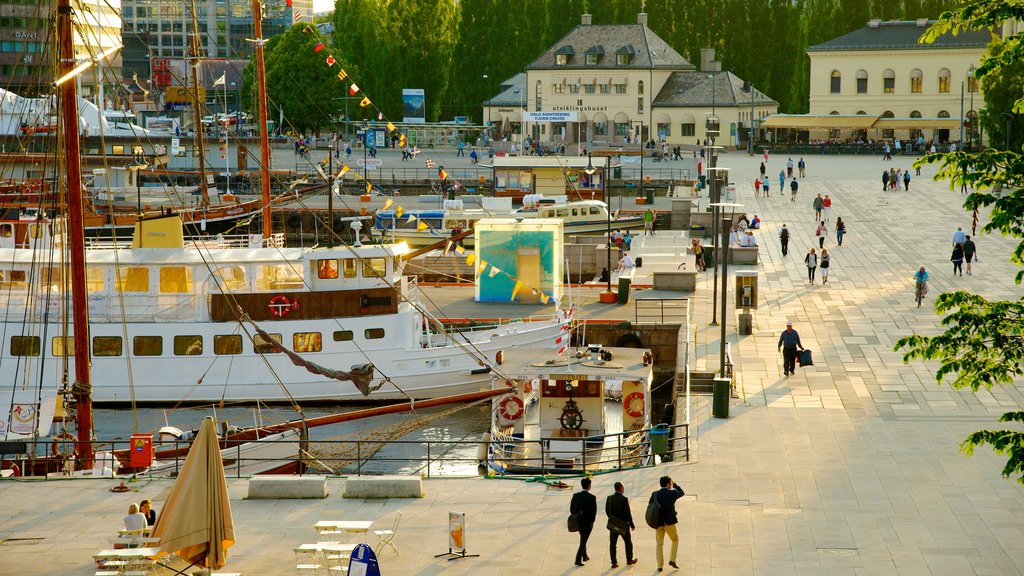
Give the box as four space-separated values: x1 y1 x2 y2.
403 88 426 124
524 111 579 122
346 543 380 576
170 138 181 156
448 511 466 553
357 159 382 170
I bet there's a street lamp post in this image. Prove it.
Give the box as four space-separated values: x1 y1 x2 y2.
483 73 490 142
748 83 755 156
967 64 976 150
959 79 965 149
586 154 612 295
710 199 742 375
128 154 149 215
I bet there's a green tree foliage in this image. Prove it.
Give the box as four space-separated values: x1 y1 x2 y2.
896 1 1024 483
978 40 1024 150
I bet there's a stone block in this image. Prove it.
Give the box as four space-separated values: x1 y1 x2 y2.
247 476 328 499
729 246 759 264
344 475 424 499
652 271 698 291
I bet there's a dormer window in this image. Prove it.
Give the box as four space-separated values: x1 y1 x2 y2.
555 45 575 66
586 54 599 65
584 45 604 66
556 54 568 66
616 44 636 66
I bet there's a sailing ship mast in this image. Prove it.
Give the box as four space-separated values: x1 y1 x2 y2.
56 0 94 465
253 0 272 239
189 0 210 207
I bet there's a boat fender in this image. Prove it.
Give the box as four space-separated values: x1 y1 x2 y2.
51 432 77 458
1 460 20 477
495 350 504 365
110 480 130 493
624 392 645 418
498 396 524 421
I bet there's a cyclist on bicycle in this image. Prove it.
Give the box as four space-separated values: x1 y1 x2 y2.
914 266 929 300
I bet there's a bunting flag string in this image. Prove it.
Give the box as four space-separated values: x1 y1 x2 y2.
314 42 324 53
337 70 347 82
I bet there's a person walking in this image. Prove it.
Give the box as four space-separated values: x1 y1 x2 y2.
815 220 828 249
787 157 794 178
777 321 804 376
798 157 806 178
643 208 655 236
779 224 790 256
753 176 761 197
963 235 977 275
789 178 798 202
691 239 706 271
759 161 766 177
820 248 831 284
570 477 598 566
952 226 966 246
762 176 770 197
951 242 965 276
804 248 818 284
812 194 824 221
778 169 786 193
822 195 832 221
606 482 637 568
903 170 911 191
457 139 465 157
882 169 890 191
835 217 846 246
652 476 684 572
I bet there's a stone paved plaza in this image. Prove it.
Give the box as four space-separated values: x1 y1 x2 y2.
2 152 1023 575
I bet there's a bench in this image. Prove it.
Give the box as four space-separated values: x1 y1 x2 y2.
247 476 328 500
343 475 423 499
652 271 699 292
729 246 759 264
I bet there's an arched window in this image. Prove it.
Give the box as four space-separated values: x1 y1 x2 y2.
856 110 867 115
938 69 951 93
883 69 895 93
910 69 923 94
830 70 841 94
881 110 895 138
937 110 950 118
535 80 542 110
909 110 923 140
829 111 839 115
638 80 644 95
856 70 868 94
909 110 922 118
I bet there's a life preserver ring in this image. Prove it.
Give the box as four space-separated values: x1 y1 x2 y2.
51 432 77 458
624 392 645 418
1 460 20 477
498 396 524 421
268 295 299 317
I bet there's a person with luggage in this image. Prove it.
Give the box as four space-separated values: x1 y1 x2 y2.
606 482 638 568
649 476 684 572
777 321 805 376
570 477 598 566
779 224 790 256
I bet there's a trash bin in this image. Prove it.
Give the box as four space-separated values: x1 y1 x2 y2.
645 188 655 204
649 423 670 455
612 166 622 179
702 246 714 267
698 174 707 189
617 277 631 304
712 377 731 418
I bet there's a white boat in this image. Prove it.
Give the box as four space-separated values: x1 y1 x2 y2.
374 197 646 247
148 428 302 476
0 213 568 405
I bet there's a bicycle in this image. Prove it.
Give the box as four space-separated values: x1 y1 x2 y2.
915 281 927 308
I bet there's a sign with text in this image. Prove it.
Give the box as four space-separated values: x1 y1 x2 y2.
357 159 382 169
524 111 579 122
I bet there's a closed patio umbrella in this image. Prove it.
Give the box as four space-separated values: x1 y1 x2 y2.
152 417 235 570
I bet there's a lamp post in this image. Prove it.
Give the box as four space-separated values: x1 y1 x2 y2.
586 153 612 295
483 72 490 142
705 115 720 325
710 199 741 375
748 83 755 155
128 154 149 215
967 64 976 150
959 79 965 149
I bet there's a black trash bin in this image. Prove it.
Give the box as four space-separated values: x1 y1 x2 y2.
617 277 632 304
713 377 731 418
702 246 714 267
645 188 655 204
612 166 622 179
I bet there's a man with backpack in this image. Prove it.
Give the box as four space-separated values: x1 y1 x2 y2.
779 224 790 257
647 476 684 572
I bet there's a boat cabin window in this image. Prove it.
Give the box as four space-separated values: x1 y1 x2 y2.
256 264 304 290
52 336 74 357
0 224 11 237
116 267 149 292
10 336 40 356
214 335 243 355
173 335 203 355
542 210 554 218
28 224 43 238
253 332 281 353
542 379 601 397
317 259 339 279
342 258 357 278
365 328 385 340
590 207 602 215
93 336 122 357
557 209 569 218
293 332 322 352
159 267 193 293
86 267 104 293
363 258 386 278
112 145 125 155
571 208 579 216
333 330 353 342
40 267 62 291
0 270 27 289
133 336 162 356
214 266 247 291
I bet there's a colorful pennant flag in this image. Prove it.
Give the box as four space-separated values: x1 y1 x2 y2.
314 42 324 53
399 134 406 147
386 122 396 132
326 55 336 67
416 220 429 232
337 69 348 82
302 25 313 33
555 334 568 346
337 164 350 177
541 293 551 304
366 181 372 194
349 84 359 96
511 281 523 301
406 214 417 224
466 254 477 267
359 96 371 107
454 245 465 255
293 11 302 22
382 198 393 210
477 263 488 274
377 112 383 120
488 266 501 278
439 168 448 180
425 159 435 169
286 0 292 6
395 206 404 218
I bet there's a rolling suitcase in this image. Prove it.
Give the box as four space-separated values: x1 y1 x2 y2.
798 349 813 367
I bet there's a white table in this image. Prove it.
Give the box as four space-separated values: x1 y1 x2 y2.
94 547 160 560
314 520 374 534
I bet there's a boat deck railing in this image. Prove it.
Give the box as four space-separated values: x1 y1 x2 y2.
84 233 287 250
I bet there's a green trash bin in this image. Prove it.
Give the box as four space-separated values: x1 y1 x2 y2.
612 166 622 179
645 188 655 204
617 277 631 304
698 174 707 189
702 246 714 267
713 377 731 418
649 423 670 455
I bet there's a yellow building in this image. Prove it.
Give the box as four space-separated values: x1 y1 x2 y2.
804 18 991 146
483 13 777 149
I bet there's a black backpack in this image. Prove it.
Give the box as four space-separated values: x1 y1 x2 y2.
780 228 790 241
635 257 643 268
645 491 661 529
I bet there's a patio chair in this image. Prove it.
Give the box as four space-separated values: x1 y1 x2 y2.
294 547 321 575
373 512 401 557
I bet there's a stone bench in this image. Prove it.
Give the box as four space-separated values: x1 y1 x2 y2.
729 246 759 264
652 270 699 291
247 475 328 499
344 475 424 499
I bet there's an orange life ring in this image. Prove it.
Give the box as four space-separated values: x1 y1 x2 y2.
1 460 20 477
51 432 77 458
498 396 524 421
524 381 533 394
268 295 299 317
624 392 645 418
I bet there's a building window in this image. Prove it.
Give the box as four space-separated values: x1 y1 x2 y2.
614 122 629 137
910 69 923 94
173 335 203 355
681 123 695 137
616 54 629 66
133 336 162 356
333 330 353 341
638 97 643 115
599 83 610 94
657 123 671 137
856 70 868 94
293 332 322 352
317 259 339 279
938 69 951 93
553 83 565 94
112 145 125 155
52 336 74 357
883 69 895 93
253 332 281 353
584 84 595 94
638 80 644 95
967 76 979 93
614 83 626 94
594 121 608 136
556 54 568 66
569 84 580 94
830 70 841 94
535 80 542 110
214 335 243 355
365 328 385 340
93 336 123 357
11 336 40 356
881 111 895 139
585 54 598 66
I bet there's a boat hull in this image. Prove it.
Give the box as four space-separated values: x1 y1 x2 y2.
382 217 646 247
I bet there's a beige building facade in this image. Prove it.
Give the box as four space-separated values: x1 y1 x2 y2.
806 19 990 145
483 13 777 149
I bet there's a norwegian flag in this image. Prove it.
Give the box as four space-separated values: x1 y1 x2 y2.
424 159 435 169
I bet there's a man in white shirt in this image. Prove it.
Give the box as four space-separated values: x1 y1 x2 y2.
618 252 634 271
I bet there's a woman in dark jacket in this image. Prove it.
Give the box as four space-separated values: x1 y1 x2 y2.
951 243 964 276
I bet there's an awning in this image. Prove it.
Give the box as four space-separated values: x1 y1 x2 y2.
874 118 960 129
760 114 879 129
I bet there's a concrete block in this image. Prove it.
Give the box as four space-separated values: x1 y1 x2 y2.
652 271 698 292
344 475 424 499
246 475 328 499
729 246 759 264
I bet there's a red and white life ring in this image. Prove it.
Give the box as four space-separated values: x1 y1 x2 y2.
51 432 77 458
268 295 300 317
624 392 645 418
498 396 524 421
1 460 21 477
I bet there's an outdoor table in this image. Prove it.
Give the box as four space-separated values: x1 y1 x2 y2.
94 547 160 560
313 520 374 534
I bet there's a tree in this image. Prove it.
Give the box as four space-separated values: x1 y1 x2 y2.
895 0 1024 483
978 40 1024 150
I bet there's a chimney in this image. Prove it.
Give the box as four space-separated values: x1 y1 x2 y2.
637 13 648 26
701 48 722 72
868 18 881 28
581 13 592 26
